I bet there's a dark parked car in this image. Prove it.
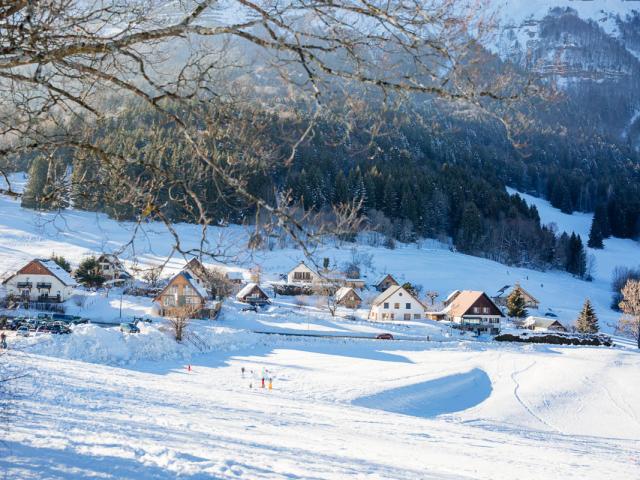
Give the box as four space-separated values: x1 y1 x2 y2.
376 333 394 340
241 305 258 313
120 322 140 334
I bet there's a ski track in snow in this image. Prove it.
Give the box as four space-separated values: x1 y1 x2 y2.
510 360 559 433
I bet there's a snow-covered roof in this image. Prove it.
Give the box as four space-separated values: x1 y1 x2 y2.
374 273 397 286
236 283 268 300
40 259 77 286
226 271 244 280
444 290 461 303
524 316 565 329
445 291 504 318
181 271 209 298
335 286 361 302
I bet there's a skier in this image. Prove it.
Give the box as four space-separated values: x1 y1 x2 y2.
268 378 273 390
241 366 245 378
261 377 265 388
0 332 6 349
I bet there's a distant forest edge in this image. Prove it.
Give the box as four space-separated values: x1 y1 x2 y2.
10 98 640 279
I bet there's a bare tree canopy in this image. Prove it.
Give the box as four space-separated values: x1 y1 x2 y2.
0 0 529 262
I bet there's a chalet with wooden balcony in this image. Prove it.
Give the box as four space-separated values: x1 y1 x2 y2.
2 259 77 302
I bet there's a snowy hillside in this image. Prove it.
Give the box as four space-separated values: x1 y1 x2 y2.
4 332 640 478
1 173 637 331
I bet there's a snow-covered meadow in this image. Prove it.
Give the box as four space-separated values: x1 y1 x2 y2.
1 173 639 478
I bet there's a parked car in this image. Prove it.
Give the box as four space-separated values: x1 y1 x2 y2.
50 324 72 334
241 305 258 313
16 325 30 337
120 322 140 334
375 333 394 340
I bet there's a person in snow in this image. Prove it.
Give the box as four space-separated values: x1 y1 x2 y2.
241 366 245 378
0 332 6 349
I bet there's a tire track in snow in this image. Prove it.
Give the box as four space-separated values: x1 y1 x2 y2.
511 361 562 433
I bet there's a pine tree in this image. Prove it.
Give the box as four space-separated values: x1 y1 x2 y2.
566 232 587 278
21 156 49 210
456 202 483 252
593 204 611 238
588 217 604 249
576 299 599 334
74 257 105 287
50 254 72 273
506 286 528 318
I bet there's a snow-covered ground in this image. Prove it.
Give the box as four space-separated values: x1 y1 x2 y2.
1 174 640 478
3 338 639 479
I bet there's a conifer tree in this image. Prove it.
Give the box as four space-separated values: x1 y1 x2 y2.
50 254 72 273
506 286 528 318
74 257 105 288
21 156 49 210
576 299 599 334
588 217 604 249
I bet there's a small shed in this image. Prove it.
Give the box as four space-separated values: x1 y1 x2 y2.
523 316 567 332
335 287 362 309
236 283 270 305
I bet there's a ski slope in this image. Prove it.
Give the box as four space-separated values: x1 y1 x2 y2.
3 338 639 479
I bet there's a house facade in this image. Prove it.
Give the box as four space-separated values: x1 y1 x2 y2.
369 285 426 321
335 287 362 309
443 290 503 335
286 262 319 284
97 254 131 284
374 274 399 292
2 259 77 302
154 271 214 318
236 283 270 304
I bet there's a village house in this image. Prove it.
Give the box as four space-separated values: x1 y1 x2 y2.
286 261 319 284
183 258 211 290
442 290 504 335
153 271 217 318
335 287 362 309
493 283 540 310
236 283 270 305
96 254 132 284
523 316 567 332
2 259 77 302
369 285 426 321
373 274 399 292
225 271 245 285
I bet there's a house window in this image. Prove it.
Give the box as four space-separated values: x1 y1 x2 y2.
383 302 389 309
404 313 411 320
163 296 175 306
399 292 402 296
414 313 421 319
394 303 400 309
482 307 490 314
473 307 480 313
390 313 395 320
405 303 411 309
169 285 178 295
294 271 311 281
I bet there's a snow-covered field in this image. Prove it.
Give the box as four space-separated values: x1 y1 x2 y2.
1 174 640 478
3 339 639 479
